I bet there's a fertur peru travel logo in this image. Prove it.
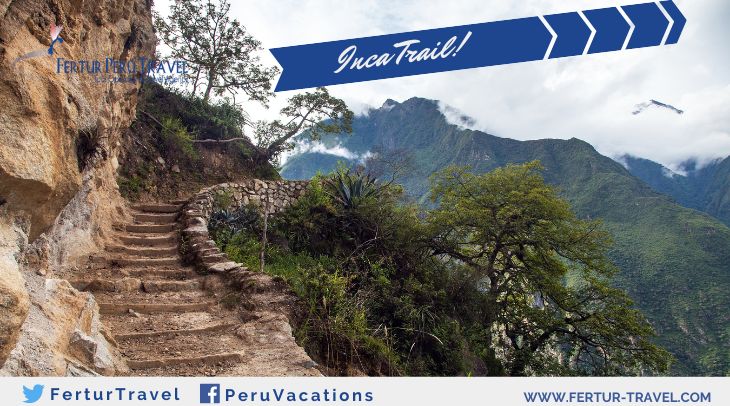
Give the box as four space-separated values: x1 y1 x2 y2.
13 22 188 86
12 23 63 66
22 384 44 403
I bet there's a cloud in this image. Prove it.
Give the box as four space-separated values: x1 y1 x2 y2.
280 139 372 165
154 0 730 168
438 102 478 130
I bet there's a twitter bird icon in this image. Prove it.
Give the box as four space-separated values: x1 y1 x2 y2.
23 385 44 403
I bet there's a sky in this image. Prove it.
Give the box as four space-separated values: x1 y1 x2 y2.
154 0 730 171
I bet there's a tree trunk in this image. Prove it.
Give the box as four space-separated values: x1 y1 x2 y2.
259 202 269 273
191 69 201 96
203 69 216 103
252 146 272 166
509 352 529 376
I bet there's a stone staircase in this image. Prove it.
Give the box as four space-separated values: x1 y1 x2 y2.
70 201 318 376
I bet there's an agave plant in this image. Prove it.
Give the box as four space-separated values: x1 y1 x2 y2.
325 168 381 209
208 205 262 246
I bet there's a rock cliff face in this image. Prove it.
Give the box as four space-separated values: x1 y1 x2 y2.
0 0 154 374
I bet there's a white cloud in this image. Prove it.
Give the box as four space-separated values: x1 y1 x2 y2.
154 0 730 168
280 139 372 165
438 102 478 130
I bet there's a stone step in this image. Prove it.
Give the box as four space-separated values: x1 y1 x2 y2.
107 244 178 257
119 327 246 365
95 289 210 303
99 301 215 315
117 233 178 247
168 199 189 205
142 280 201 293
80 267 197 280
116 223 177 234
70 278 142 293
132 203 183 213
103 311 232 335
126 352 243 370
91 255 181 267
70 278 200 293
201 253 228 265
115 322 237 341
134 212 179 224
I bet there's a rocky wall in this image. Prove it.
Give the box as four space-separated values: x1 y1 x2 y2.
0 0 155 375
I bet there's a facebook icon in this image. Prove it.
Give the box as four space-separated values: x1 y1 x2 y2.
200 384 220 404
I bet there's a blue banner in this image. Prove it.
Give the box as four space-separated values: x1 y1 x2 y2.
270 1 685 92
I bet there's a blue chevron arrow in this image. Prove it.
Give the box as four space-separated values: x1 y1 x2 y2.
624 2 670 48
271 1 686 91
543 0 686 59
544 12 593 58
661 0 687 44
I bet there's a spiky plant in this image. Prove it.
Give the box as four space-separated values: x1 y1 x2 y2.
325 168 380 209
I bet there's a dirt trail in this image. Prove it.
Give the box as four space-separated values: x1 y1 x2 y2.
72 202 320 376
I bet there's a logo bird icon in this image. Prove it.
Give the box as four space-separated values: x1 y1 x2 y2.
48 22 63 55
22 384 44 403
12 22 63 66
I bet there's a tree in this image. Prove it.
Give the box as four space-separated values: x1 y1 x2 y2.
253 87 354 164
154 2 354 161
426 162 670 375
154 0 278 104
365 145 416 186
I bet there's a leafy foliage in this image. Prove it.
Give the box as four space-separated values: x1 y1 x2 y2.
254 87 354 163
139 80 248 141
324 166 381 209
154 0 278 103
217 164 668 376
280 97 730 375
428 162 669 375
117 175 145 200
159 116 198 162
209 204 262 250
212 190 234 211
154 3 354 165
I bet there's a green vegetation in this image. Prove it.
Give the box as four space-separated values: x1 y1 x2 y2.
160 116 198 163
280 97 730 375
154 0 354 164
138 82 248 141
211 164 668 376
117 175 145 200
623 155 730 227
251 87 354 164
154 0 278 103
117 81 282 201
212 190 234 211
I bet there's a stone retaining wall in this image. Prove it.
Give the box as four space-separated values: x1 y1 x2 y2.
178 178 321 376
180 179 308 274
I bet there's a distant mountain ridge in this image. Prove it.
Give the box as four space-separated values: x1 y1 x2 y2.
282 97 730 376
621 155 730 227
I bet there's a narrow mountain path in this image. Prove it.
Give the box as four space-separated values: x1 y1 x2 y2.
72 202 319 376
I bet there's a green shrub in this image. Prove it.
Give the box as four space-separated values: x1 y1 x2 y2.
118 175 144 200
209 204 262 249
212 190 235 211
217 170 461 375
139 82 247 140
212 164 666 377
324 166 381 209
159 116 198 162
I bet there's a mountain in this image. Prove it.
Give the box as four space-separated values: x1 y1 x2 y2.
281 97 730 376
622 155 730 227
